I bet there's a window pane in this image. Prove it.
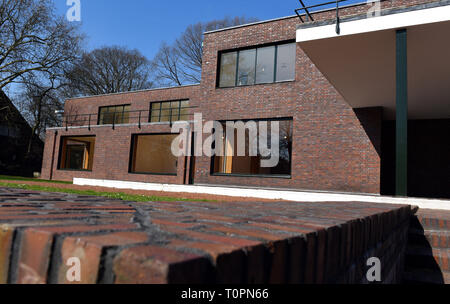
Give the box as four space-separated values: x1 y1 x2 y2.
131 134 178 175
99 105 130 125
219 52 237 87
150 103 161 122
179 100 190 121
276 43 296 82
60 137 96 171
237 49 256 86
213 119 292 176
171 101 180 121
255 46 275 84
160 102 171 122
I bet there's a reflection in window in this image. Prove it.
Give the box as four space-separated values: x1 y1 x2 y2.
130 134 178 175
218 42 296 87
98 105 130 125
276 43 296 82
256 46 275 84
237 49 256 86
150 100 190 123
59 136 96 171
219 52 237 87
213 119 293 176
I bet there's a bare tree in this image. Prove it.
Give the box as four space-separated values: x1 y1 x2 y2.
66 46 153 96
153 16 258 86
0 0 83 90
152 43 185 87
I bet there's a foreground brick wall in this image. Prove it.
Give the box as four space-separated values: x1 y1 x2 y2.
0 188 413 284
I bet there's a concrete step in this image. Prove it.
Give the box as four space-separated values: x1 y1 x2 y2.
405 246 450 272
408 228 450 249
411 210 450 231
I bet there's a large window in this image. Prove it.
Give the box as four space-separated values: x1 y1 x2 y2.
150 100 190 123
98 104 130 125
59 136 96 171
130 134 178 175
218 42 296 88
212 119 293 177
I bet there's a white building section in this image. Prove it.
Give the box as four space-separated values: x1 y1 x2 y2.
296 5 450 42
74 178 450 211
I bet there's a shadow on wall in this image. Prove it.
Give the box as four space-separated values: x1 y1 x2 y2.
381 119 450 199
403 212 448 284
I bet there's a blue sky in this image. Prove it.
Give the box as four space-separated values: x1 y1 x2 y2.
53 0 362 60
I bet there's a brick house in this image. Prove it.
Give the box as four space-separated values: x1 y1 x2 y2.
41 0 450 199
0 91 43 176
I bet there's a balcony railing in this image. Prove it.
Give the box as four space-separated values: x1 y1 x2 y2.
295 0 359 34
61 106 198 131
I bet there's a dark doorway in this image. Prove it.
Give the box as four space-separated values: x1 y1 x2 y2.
381 119 450 199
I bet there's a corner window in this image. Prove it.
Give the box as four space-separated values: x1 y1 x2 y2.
98 104 130 125
212 119 293 177
59 136 96 171
150 100 190 123
218 42 296 88
130 134 178 175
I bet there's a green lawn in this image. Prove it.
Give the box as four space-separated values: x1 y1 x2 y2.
0 181 213 203
0 175 72 184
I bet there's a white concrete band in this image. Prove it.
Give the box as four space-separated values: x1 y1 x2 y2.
74 178 450 211
296 5 450 42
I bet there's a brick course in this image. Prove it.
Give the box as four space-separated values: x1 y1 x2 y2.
0 187 413 284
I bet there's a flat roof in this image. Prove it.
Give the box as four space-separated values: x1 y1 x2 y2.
203 0 370 35
66 83 200 102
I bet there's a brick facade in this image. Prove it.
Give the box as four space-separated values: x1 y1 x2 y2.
41 0 438 194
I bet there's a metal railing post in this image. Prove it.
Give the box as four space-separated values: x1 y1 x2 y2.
336 0 341 34
138 110 142 129
112 112 116 130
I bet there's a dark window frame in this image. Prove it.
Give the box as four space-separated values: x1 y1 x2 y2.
128 132 180 176
149 100 190 123
57 135 96 172
216 40 296 88
97 104 131 125
210 117 294 179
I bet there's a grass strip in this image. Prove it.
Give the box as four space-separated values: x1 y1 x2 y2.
0 182 213 203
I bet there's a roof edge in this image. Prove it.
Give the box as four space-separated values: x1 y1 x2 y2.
65 83 200 102
203 0 370 35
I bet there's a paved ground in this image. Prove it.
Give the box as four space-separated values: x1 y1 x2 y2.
0 187 413 284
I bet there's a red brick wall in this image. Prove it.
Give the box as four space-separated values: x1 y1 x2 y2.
41 0 438 193
41 85 200 183
0 188 413 284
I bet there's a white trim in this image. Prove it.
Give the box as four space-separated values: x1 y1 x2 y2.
296 5 450 42
73 178 450 211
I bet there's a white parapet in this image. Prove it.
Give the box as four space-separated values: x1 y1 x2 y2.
296 5 450 43
73 178 450 211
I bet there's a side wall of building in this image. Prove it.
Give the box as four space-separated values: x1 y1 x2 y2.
41 85 200 183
